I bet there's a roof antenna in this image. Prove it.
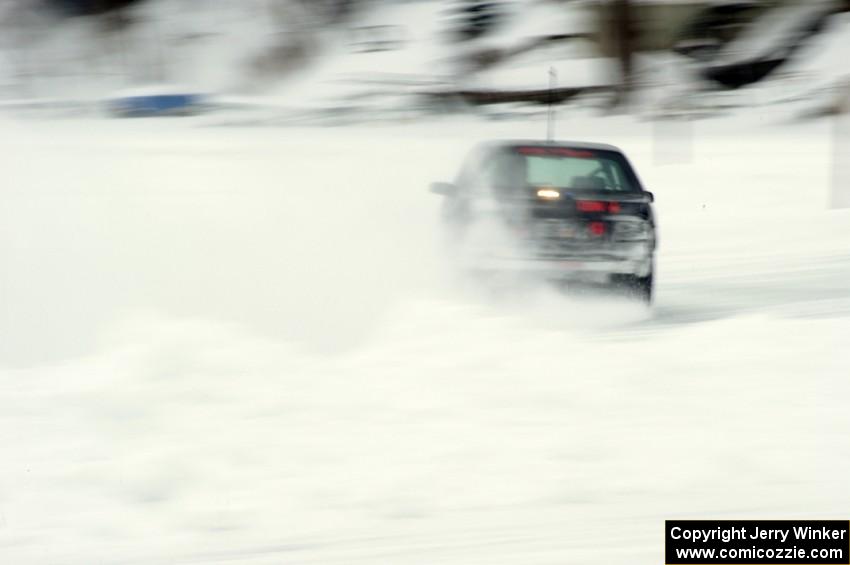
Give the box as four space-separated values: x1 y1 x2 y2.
547 66 557 143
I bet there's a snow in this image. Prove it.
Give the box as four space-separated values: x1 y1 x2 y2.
696 4 850 111
108 84 207 98
470 50 611 91
259 1 449 111
449 1 611 92
0 0 314 99
0 2 847 562
0 110 849 564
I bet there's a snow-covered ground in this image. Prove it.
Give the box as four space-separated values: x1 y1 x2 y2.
1 110 849 564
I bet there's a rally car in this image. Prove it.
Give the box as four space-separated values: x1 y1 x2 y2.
430 140 657 302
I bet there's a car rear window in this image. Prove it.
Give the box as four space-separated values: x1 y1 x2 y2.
513 146 637 192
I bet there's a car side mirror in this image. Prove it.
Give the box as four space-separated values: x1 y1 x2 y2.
430 182 458 197
642 191 654 203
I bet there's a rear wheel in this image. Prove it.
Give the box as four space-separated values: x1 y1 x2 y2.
610 270 654 304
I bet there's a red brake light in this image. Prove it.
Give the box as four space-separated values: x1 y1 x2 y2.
517 147 595 158
576 200 622 214
589 222 606 236
576 200 607 213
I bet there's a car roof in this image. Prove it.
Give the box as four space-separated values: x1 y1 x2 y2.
476 139 625 153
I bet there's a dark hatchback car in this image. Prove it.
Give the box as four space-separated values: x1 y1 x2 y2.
430 140 657 302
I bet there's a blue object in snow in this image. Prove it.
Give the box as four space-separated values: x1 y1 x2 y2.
108 92 206 117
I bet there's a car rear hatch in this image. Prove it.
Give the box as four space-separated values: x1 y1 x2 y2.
520 188 654 260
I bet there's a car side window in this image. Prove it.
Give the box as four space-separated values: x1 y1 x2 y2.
600 161 627 190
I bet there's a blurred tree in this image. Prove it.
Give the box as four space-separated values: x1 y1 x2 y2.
246 0 364 84
444 0 507 42
610 0 634 110
45 0 139 16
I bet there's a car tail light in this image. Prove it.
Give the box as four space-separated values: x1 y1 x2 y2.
589 222 606 236
576 200 606 212
576 200 622 214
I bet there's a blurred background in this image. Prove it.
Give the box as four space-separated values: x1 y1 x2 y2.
1 0 848 121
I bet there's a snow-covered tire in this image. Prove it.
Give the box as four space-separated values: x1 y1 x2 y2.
610 271 654 305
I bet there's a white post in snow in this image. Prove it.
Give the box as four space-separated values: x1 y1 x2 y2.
547 67 557 143
831 80 850 209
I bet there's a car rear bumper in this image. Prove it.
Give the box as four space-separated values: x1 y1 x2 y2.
467 255 652 282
